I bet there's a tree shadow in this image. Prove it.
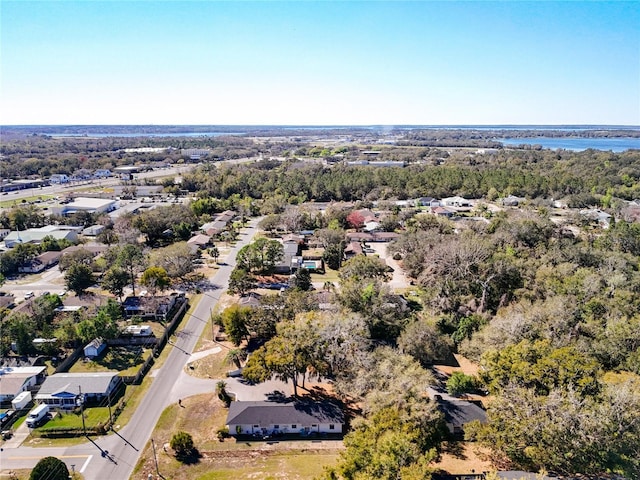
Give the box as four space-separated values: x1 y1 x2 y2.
175 448 202 465
440 440 467 459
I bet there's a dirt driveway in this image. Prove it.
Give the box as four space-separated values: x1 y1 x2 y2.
365 242 410 290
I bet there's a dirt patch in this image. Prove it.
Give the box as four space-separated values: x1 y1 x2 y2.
431 441 493 474
435 354 480 377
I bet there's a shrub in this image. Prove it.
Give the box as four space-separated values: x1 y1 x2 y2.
446 372 476 397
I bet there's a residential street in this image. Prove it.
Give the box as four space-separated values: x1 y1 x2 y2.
0 218 262 479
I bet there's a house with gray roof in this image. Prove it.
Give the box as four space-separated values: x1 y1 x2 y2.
226 400 344 436
0 366 47 403
35 372 123 409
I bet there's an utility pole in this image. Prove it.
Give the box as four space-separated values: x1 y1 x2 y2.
78 386 86 437
210 307 215 342
151 438 160 477
107 388 113 429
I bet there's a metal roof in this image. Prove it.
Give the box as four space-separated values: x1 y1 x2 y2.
37 372 119 397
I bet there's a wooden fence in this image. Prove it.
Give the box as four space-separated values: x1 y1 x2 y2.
121 297 189 385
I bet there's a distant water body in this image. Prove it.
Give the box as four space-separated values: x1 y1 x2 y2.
499 137 640 153
51 132 238 138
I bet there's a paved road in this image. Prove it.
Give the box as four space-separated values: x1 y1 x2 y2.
0 218 262 479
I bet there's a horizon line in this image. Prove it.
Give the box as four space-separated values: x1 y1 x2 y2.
2 124 639 128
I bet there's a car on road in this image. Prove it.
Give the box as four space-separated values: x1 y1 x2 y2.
24 291 34 300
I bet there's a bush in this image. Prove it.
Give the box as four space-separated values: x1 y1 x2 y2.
446 372 476 397
30 456 69 480
170 430 194 457
216 426 229 441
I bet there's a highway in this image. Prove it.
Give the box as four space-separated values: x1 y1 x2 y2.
0 218 261 479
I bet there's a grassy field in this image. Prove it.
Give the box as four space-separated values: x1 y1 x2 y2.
69 346 153 376
0 194 54 208
131 394 341 480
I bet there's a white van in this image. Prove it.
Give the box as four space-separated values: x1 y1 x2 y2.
25 404 49 428
24 291 34 300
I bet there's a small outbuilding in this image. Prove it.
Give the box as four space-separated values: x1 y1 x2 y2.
84 337 107 359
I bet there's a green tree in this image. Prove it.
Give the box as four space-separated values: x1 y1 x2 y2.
30 456 70 480
221 305 251 346
116 244 146 296
170 430 195 458
399 318 451 367
236 237 283 274
150 242 195 280
102 267 129 301
140 266 171 295
480 339 601 396
290 267 312 291
65 263 94 295
59 248 95 272
209 245 220 263
225 348 247 369
9 315 36 355
228 268 255 296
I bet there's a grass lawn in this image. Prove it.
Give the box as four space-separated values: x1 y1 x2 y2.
187 341 237 380
311 267 340 284
40 407 111 431
69 346 152 376
131 394 342 480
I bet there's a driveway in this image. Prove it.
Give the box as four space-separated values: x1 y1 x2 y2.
365 242 410 290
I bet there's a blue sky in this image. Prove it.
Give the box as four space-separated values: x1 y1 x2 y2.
1 1 638 125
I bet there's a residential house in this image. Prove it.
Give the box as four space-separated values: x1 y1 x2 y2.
121 294 180 320
371 232 400 242
580 208 613 229
277 238 301 273
200 210 237 236
0 366 48 403
501 195 524 207
93 169 112 178
49 174 70 184
35 372 123 409
346 232 374 243
344 241 363 260
187 234 211 253
83 338 107 359
441 196 472 208
81 225 105 236
18 251 62 273
61 244 108 258
431 394 487 437
363 221 381 232
226 400 344 436
432 206 454 218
